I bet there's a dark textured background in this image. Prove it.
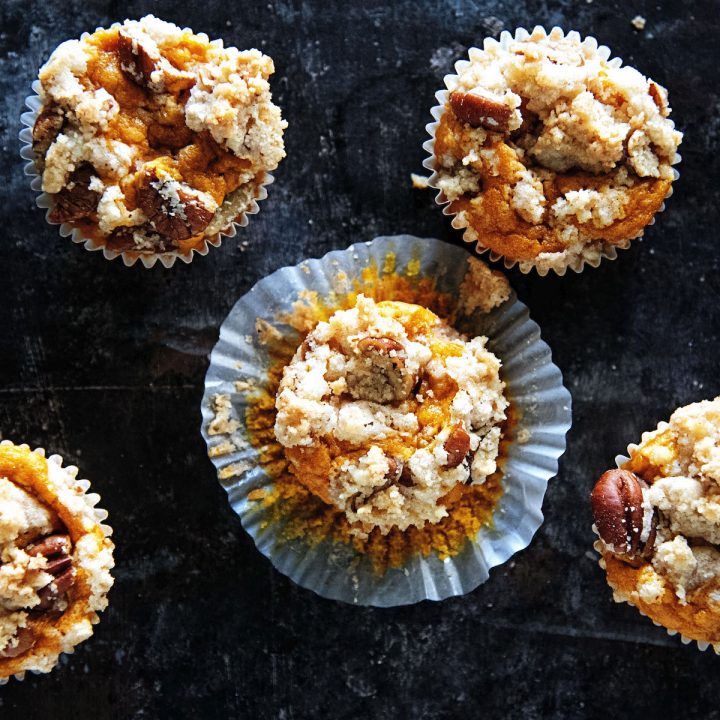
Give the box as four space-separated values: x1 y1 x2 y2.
1 0 718 717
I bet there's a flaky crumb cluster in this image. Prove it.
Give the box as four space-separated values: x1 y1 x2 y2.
33 15 286 254
620 399 720 605
432 28 682 273
0 443 114 679
274 295 508 538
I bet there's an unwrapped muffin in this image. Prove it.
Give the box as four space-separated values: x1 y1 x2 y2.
428 27 682 274
591 398 720 650
30 15 286 260
0 442 114 680
274 294 508 538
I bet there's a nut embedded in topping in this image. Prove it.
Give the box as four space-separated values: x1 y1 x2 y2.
591 468 657 561
117 29 194 93
443 424 471 469
449 89 512 132
32 108 64 159
0 627 36 659
136 172 216 243
47 165 101 224
27 533 76 610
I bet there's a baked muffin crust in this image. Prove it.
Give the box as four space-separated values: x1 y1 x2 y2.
0 443 114 678
32 15 286 255
592 398 720 646
274 295 508 538
431 28 682 273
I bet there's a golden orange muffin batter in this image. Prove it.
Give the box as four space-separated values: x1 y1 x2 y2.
0 443 114 679
592 398 720 649
430 28 681 273
32 15 286 256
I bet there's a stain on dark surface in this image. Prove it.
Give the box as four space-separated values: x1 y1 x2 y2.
0 0 719 718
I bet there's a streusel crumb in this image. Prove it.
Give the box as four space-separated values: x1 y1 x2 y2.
432 27 681 272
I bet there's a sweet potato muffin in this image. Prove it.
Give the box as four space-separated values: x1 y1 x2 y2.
430 27 682 274
31 15 286 257
274 294 509 538
0 442 114 679
591 398 720 649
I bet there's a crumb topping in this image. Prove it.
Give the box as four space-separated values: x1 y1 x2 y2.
274 295 508 537
33 15 286 254
0 444 114 678
618 398 720 606
432 27 682 272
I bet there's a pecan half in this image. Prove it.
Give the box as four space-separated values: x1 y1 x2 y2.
136 172 215 243
449 89 512 132
27 533 76 610
47 165 101 224
117 29 194 93
443 425 471 469
0 627 35 659
32 108 64 159
591 469 657 561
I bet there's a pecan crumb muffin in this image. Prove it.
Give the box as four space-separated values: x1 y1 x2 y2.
274 294 508 538
591 398 720 650
0 442 114 679
31 15 286 258
430 27 682 274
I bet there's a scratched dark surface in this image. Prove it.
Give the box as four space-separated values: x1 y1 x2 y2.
0 0 718 717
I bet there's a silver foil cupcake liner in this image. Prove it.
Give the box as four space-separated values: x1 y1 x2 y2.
422 25 682 277
201 235 572 606
590 442 720 655
20 21 275 269
0 440 114 683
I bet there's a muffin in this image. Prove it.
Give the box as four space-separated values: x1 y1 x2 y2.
30 15 286 260
0 442 114 679
202 235 573 604
274 294 509 538
591 398 720 650
428 27 682 274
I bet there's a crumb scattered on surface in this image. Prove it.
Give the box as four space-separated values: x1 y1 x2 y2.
632 15 647 30
411 173 430 189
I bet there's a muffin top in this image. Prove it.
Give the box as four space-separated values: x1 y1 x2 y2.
0 443 114 678
274 294 508 538
592 398 720 643
32 15 286 255
432 28 682 273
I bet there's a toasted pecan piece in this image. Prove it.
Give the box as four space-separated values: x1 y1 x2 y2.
117 28 195 93
47 165 101 224
32 108 64 159
0 628 35 659
443 424 471 469
449 89 512 132
136 171 216 243
591 469 657 562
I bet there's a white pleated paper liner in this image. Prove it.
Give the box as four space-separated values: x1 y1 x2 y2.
0 440 114 683
590 447 720 655
422 25 682 277
21 61 273 268
201 235 571 606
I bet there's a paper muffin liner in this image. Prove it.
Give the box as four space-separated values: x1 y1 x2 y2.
201 235 572 606
422 25 682 277
0 440 113 684
20 19 276 269
590 443 720 655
